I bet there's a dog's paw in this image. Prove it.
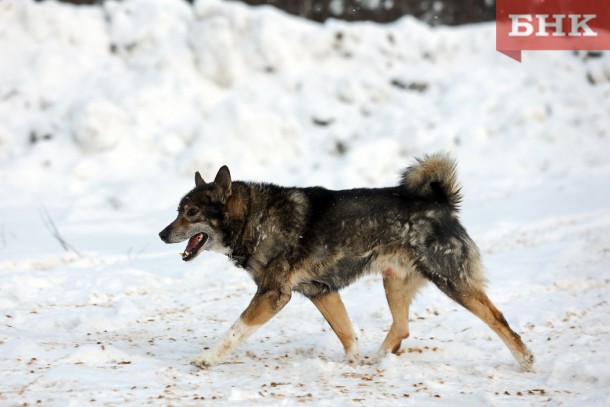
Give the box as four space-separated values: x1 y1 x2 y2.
346 352 360 367
363 351 387 366
518 349 535 372
191 351 220 369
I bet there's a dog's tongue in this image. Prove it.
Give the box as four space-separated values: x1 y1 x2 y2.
185 234 202 251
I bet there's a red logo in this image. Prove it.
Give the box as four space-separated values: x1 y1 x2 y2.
496 0 610 62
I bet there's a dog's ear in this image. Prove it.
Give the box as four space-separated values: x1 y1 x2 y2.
195 171 205 187
213 165 232 203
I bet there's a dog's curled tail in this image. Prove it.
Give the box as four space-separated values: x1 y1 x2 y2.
401 153 462 209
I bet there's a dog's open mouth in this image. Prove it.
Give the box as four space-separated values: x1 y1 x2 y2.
181 233 208 261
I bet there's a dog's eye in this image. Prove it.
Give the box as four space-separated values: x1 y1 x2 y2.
187 208 199 217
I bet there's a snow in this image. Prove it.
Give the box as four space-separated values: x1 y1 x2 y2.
1 0 610 405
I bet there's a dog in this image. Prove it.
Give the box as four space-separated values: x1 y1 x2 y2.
159 153 534 371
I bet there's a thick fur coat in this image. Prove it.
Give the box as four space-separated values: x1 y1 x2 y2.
159 154 534 371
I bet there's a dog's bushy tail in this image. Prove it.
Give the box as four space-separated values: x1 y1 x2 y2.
401 153 462 209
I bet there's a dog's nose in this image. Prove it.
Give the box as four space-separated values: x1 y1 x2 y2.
159 226 170 243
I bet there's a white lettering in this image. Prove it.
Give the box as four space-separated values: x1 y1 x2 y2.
569 14 598 37
535 14 566 37
509 14 534 37
508 14 598 37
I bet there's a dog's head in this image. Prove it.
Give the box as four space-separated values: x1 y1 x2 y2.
159 166 232 261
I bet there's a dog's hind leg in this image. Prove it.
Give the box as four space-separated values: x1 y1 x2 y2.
191 288 291 369
371 271 426 363
310 291 359 365
457 287 534 371
427 274 535 371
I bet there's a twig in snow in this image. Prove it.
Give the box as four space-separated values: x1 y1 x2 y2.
40 206 82 257
127 244 148 260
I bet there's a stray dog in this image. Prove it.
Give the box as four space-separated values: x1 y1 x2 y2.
159 154 534 371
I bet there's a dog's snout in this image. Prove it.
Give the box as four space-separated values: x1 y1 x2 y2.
159 226 171 243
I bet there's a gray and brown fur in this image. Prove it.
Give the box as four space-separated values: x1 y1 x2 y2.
159 153 534 371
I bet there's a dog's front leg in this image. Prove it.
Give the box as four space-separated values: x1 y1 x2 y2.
191 288 292 369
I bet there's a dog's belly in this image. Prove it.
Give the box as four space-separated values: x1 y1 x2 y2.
293 280 333 297
293 255 373 297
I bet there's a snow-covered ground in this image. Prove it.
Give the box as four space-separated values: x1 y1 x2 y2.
1 0 610 405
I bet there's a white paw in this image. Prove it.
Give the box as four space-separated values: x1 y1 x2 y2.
191 351 220 369
346 350 360 366
518 349 535 372
364 350 388 365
